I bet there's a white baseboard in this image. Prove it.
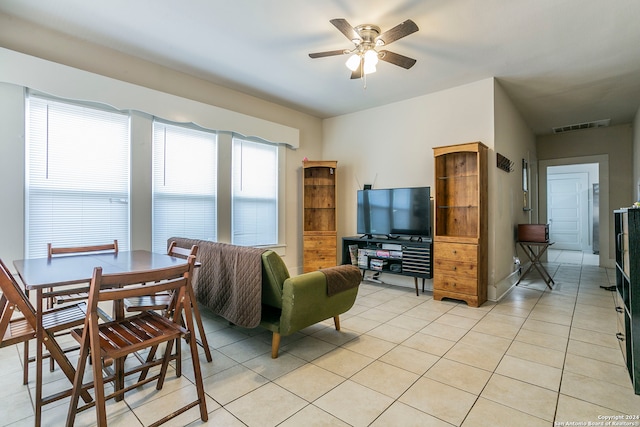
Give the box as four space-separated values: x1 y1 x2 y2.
488 265 528 302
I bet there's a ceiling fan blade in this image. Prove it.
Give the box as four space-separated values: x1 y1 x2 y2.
330 18 362 42
376 19 419 45
378 50 417 69
309 49 348 59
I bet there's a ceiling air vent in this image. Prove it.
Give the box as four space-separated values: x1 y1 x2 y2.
552 119 610 134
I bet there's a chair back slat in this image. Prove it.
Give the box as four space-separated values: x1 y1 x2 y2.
0 258 36 317
48 240 118 258
86 256 196 313
167 242 198 259
0 258 37 347
97 276 187 302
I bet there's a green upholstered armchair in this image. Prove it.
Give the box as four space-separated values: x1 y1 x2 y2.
260 250 361 358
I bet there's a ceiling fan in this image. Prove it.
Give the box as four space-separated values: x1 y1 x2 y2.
309 18 419 80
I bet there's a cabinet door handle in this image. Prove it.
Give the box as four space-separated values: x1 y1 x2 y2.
452 250 457 255
616 332 625 341
616 306 624 313
452 266 457 271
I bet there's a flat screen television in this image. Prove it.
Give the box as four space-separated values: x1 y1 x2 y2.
357 187 431 238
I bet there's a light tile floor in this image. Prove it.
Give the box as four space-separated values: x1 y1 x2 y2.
2 249 639 426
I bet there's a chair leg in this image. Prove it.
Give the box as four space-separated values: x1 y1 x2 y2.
182 298 208 422
22 341 29 385
187 285 213 362
271 332 281 359
175 338 182 377
66 330 92 427
334 315 341 331
156 339 176 390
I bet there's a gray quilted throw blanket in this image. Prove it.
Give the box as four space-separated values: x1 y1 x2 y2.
169 237 265 328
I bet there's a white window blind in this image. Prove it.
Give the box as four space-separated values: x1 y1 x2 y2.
232 137 278 246
25 94 130 258
152 121 217 254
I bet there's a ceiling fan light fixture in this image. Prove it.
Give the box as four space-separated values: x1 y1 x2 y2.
364 49 379 66
345 54 361 71
309 18 419 83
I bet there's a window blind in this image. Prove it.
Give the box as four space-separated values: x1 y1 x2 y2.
231 137 278 246
152 121 217 253
25 95 130 258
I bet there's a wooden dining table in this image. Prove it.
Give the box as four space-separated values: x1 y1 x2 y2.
13 250 191 427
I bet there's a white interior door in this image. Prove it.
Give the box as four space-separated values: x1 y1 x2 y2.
547 172 589 250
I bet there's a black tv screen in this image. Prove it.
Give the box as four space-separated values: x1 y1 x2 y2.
357 187 431 238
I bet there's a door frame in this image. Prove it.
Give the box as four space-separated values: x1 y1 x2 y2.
539 154 613 268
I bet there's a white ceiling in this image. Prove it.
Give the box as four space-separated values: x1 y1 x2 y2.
2 0 640 135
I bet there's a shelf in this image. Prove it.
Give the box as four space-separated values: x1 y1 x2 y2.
433 142 487 307
342 236 432 281
436 174 478 180
613 208 640 394
303 161 338 272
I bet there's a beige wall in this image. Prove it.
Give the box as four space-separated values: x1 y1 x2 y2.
493 82 538 299
537 124 633 266
0 14 324 273
322 79 537 299
322 78 501 291
0 83 25 266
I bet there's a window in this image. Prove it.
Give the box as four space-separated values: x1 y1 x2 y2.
232 136 278 246
152 121 217 253
25 94 130 258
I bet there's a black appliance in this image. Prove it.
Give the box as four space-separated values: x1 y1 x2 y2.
357 187 431 238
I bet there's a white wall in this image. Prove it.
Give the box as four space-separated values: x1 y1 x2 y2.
322 78 497 291
0 83 25 265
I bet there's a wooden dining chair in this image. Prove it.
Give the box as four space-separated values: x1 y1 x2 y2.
0 258 91 407
124 242 212 370
66 256 208 426
47 240 119 305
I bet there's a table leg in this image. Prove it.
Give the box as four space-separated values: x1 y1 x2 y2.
35 289 43 427
114 298 125 401
516 243 555 289
530 244 555 288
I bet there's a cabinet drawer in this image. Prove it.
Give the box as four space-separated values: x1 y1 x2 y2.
304 246 336 260
434 274 477 295
304 235 336 249
303 250 337 271
433 258 477 278
434 242 478 262
304 247 336 258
